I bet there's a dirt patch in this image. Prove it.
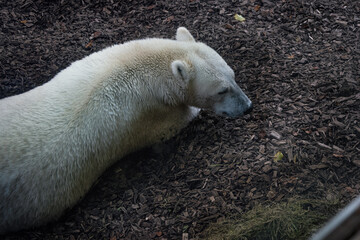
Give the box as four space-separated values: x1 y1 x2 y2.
1 0 359 239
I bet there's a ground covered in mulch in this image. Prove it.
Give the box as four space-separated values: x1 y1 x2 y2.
1 0 359 239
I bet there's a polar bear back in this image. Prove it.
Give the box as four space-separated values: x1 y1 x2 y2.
0 38 204 233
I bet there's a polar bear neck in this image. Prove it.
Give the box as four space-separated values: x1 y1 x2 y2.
69 39 195 155
41 39 195 172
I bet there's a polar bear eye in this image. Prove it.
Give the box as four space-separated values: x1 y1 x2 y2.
218 88 229 95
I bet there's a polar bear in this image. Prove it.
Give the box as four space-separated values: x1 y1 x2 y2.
0 27 252 234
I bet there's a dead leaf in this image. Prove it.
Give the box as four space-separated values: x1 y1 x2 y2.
234 14 245 22
274 151 283 162
20 20 33 27
85 40 93 49
287 54 295 59
90 31 101 40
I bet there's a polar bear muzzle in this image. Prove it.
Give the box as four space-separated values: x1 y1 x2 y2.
213 85 253 118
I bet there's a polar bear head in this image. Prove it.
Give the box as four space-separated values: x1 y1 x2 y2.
171 27 253 117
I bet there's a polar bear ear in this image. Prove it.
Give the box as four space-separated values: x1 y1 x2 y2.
171 60 190 83
176 27 195 42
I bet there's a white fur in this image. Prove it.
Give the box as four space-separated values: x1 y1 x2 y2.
176 27 195 42
0 27 251 234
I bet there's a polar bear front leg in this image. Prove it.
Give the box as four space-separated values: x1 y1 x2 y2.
156 105 200 142
188 106 201 121
151 106 200 156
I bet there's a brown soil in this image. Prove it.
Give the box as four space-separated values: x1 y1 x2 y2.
1 0 359 239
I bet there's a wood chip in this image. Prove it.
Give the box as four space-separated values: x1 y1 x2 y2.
352 160 360 167
270 130 281 140
332 117 346 128
262 165 272 173
182 233 189 240
309 164 328 170
317 142 332 150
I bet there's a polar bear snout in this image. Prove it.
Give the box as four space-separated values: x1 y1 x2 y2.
233 85 253 117
214 86 252 118
234 91 253 117
223 100 252 118
243 101 253 115
230 99 253 117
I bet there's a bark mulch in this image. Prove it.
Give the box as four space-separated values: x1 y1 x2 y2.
1 0 359 239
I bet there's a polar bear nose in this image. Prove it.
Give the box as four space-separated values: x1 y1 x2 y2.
244 103 253 115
